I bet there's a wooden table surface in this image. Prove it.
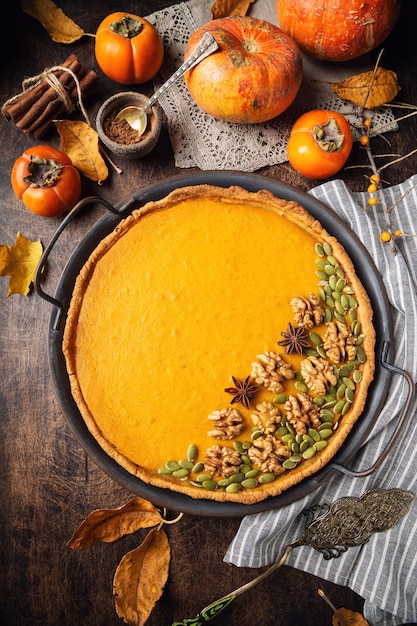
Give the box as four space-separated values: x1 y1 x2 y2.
1 2 416 625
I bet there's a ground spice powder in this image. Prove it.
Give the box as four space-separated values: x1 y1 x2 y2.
103 114 144 144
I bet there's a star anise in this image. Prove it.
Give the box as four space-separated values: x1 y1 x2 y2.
278 322 310 355
224 375 259 410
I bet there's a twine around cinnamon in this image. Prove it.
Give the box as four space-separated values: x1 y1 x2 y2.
1 54 98 138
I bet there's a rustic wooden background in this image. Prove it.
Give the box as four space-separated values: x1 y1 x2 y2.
1 1 416 625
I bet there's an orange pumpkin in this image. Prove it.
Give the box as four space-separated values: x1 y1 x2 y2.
276 0 402 62
184 17 303 124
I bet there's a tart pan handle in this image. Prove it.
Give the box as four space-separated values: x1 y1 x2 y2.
328 340 414 479
34 195 119 314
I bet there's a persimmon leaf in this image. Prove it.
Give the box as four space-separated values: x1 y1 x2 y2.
20 0 84 43
68 497 163 551
330 67 401 109
0 232 43 297
211 0 256 18
113 527 170 626
55 120 109 183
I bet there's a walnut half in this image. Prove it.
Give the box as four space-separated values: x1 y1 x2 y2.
251 351 295 394
290 293 324 329
323 320 357 364
207 407 244 440
301 355 338 396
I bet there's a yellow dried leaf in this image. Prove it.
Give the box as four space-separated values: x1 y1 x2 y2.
211 0 256 19
0 232 43 297
20 0 84 43
330 67 401 109
55 120 108 184
332 607 370 625
113 528 170 626
68 497 163 551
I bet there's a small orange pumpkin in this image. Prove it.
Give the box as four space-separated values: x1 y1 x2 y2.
276 0 402 62
184 17 303 124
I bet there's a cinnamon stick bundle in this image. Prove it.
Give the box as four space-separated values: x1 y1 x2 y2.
2 54 98 138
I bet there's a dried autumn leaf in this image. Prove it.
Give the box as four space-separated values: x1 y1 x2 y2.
0 232 43 297
113 527 170 626
332 607 370 626
55 120 108 183
20 0 84 43
211 0 256 19
330 67 401 109
68 497 163 551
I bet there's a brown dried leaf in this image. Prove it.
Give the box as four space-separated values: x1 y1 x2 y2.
0 232 43 297
20 0 84 43
211 0 256 19
332 607 370 626
330 67 401 109
55 120 108 183
113 527 170 626
68 497 163 551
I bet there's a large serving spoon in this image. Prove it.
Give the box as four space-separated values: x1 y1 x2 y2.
171 487 415 625
116 32 219 136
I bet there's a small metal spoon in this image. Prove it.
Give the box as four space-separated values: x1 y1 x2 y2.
116 32 219 136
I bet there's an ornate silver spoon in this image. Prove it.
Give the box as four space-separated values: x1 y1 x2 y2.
116 32 219 136
172 487 415 625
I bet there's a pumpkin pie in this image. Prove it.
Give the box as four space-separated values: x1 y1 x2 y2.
63 185 375 504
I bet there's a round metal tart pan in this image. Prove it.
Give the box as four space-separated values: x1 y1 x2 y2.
37 171 398 517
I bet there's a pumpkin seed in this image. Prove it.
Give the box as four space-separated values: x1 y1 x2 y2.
240 464 251 475
317 346 327 359
327 255 339 267
192 461 204 474
348 295 358 308
276 425 290 437
229 472 245 483
305 348 319 358
333 399 346 414
345 387 355 403
179 459 194 470
313 396 326 406
335 300 347 315
233 441 245 454
324 283 333 296
356 334 365 346
334 311 346 324
342 400 352 415
349 308 357 322
251 429 263 440
323 242 333 256
336 384 346 399
322 399 337 409
335 277 346 291
241 478 258 489
332 290 342 301
282 433 295 445
218 478 232 488
318 287 327 302
325 264 337 276
320 408 334 421
302 446 316 459
242 441 251 450
315 242 325 257
341 294 350 310
316 269 328 281
316 258 327 269
343 377 355 390
329 274 338 290
303 434 315 447
319 421 333 431
286 422 295 434
158 466 173 475
258 472 275 484
289 453 301 463
353 369 362 383
187 444 198 463
324 308 332 324
190 480 203 488
291 442 300 454
319 428 333 439
240 454 251 466
336 266 345 278
202 480 217 490
314 440 328 452
325 296 335 308
300 440 310 453
308 428 321 442
165 460 180 472
283 459 297 470
173 468 189 478
309 331 322 346
197 473 212 483
295 381 309 393
343 284 354 295
245 468 261 479
354 321 362 336
274 394 288 404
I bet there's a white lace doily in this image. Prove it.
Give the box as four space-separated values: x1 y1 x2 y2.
147 0 396 171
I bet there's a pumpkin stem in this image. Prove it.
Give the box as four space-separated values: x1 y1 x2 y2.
23 156 63 188
313 118 345 152
110 16 144 39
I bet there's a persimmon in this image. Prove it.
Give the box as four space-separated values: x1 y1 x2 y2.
95 13 164 84
11 145 81 217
